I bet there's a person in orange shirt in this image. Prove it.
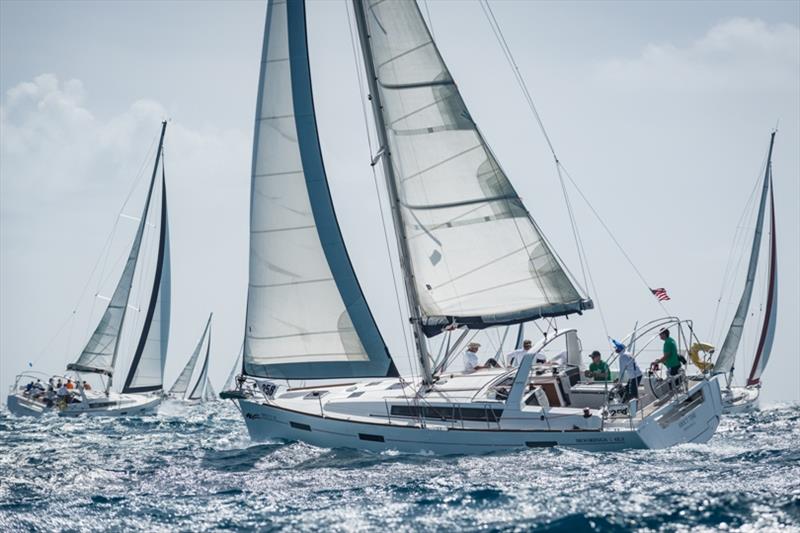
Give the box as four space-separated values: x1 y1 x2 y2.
66 379 74 390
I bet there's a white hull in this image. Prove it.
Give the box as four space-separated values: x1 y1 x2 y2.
236 378 721 454
721 386 760 415
6 391 161 417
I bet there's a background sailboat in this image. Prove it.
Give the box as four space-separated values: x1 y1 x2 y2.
168 313 216 403
712 131 779 414
7 121 171 417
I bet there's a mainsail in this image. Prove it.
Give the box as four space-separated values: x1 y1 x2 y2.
715 132 776 379
243 0 396 379
354 0 592 337
169 314 212 398
69 122 169 386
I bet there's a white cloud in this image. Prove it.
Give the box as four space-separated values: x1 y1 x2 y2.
0 73 250 390
595 18 800 92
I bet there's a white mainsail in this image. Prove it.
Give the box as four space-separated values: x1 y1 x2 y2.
169 314 211 398
354 0 591 336
243 0 396 380
69 123 169 393
715 132 776 380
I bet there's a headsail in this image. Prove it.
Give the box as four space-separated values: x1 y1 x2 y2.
715 132 776 378
747 171 778 386
122 169 171 394
243 0 396 379
188 320 212 401
168 313 212 398
69 122 168 379
354 0 592 338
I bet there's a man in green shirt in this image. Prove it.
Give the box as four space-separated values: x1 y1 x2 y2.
585 351 611 381
654 328 682 376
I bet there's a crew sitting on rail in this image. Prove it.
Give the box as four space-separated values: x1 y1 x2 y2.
463 342 500 373
585 351 611 381
506 339 547 368
82 381 92 391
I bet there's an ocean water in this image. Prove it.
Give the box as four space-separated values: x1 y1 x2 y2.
1 402 798 532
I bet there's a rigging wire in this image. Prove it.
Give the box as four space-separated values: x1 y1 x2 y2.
30 132 160 371
345 0 418 383
479 0 670 326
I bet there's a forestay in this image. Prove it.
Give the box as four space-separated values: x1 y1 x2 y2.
356 0 592 337
243 0 396 379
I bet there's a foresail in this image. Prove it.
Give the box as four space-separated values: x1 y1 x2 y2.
70 123 166 375
188 325 211 401
747 179 778 386
716 132 776 377
243 0 396 379
356 0 591 337
169 314 211 397
122 174 171 393
203 379 217 402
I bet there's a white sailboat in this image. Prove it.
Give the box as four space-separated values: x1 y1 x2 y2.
7 122 171 417
167 313 217 403
711 132 779 414
223 0 722 453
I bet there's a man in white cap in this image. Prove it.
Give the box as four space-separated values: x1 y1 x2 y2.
505 339 547 368
463 342 500 373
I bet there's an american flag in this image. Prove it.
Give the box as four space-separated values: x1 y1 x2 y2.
650 288 671 302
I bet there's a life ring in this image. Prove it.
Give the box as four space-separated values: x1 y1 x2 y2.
689 342 715 372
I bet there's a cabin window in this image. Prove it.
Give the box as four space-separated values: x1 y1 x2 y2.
290 422 311 431
358 433 384 442
303 391 328 400
390 405 503 422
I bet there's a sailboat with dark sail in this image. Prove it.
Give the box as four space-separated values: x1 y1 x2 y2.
7 122 171 417
710 132 779 414
223 0 722 453
167 313 216 403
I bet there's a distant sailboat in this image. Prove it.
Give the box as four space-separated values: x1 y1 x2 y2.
222 0 722 453
168 313 216 403
713 131 779 414
7 122 171 417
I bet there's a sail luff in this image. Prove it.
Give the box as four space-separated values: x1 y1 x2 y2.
715 131 776 379
122 161 171 393
69 121 167 384
352 0 434 383
747 171 778 386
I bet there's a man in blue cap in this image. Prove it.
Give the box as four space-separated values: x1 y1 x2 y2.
613 340 642 400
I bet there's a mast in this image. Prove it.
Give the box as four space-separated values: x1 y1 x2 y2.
108 120 167 391
352 0 433 385
715 131 776 385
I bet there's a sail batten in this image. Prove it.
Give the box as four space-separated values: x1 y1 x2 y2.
243 0 396 380
355 0 591 337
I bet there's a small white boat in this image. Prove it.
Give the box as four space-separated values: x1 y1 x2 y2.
709 132 779 415
6 122 171 417
166 313 217 403
223 0 723 453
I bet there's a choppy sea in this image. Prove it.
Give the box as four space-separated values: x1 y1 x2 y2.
1 401 798 532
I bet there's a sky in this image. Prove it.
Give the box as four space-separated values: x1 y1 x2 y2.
1 0 798 405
